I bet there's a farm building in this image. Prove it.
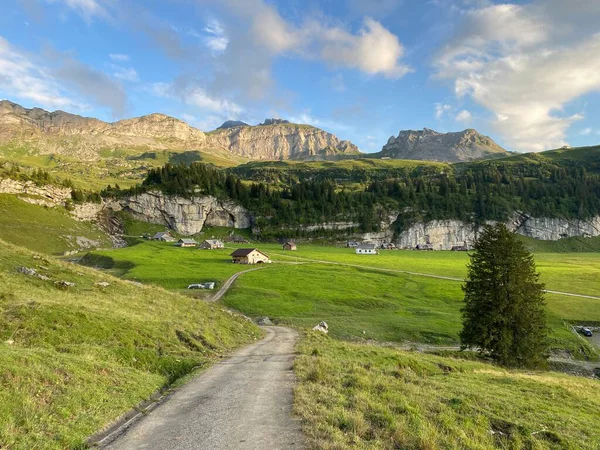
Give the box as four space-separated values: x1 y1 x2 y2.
347 241 360 248
451 245 469 251
355 243 378 255
200 239 225 250
230 248 271 264
176 238 198 248
152 231 175 242
282 242 297 251
381 242 397 250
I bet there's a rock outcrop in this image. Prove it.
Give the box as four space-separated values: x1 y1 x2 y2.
376 128 508 162
121 191 252 235
395 214 600 250
0 178 72 207
206 122 361 161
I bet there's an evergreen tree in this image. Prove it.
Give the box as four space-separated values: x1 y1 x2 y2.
460 224 548 368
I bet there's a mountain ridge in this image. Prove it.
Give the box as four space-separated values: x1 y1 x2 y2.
0 100 359 162
374 127 508 162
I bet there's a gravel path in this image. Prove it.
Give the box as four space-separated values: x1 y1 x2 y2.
208 267 264 302
104 326 305 450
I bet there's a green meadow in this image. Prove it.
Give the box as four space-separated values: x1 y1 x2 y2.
295 332 600 450
0 194 112 255
0 239 260 449
84 239 600 358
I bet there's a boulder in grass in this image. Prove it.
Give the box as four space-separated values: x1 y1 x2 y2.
312 321 329 333
257 317 273 326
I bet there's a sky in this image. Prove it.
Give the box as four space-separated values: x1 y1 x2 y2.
1 0 600 153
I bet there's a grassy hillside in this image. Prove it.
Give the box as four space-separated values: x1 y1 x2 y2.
295 332 600 450
1 144 245 190
0 239 260 449
84 241 599 359
0 194 112 255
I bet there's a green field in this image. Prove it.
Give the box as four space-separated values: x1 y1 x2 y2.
0 194 112 255
0 239 260 449
84 241 600 358
295 332 600 449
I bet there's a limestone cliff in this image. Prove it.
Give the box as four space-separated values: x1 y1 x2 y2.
206 123 361 161
395 214 600 250
0 178 72 207
120 191 252 235
376 128 508 162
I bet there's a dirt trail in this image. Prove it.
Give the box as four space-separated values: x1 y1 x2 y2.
103 326 304 450
208 267 263 302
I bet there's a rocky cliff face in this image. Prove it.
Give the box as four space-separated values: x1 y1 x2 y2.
1 100 360 163
376 128 508 162
0 178 72 207
120 191 252 235
0 100 206 160
395 214 600 250
206 123 361 161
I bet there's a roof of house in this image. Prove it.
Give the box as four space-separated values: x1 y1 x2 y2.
206 239 223 244
230 248 268 258
283 241 296 246
357 243 377 250
153 231 172 238
178 238 197 244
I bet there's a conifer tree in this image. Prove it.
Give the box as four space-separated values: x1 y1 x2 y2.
460 224 548 368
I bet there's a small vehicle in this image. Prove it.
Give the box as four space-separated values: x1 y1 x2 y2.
582 327 593 337
187 282 215 290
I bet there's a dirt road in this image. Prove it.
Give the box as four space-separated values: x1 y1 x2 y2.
103 326 304 450
208 267 263 302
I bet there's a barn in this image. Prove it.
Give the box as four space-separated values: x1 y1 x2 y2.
230 248 271 264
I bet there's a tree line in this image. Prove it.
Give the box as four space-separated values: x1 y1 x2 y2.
104 156 600 237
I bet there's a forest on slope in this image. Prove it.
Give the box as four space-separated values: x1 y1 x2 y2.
103 146 600 237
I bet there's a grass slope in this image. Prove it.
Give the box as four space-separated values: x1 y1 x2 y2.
85 241 599 358
0 194 112 255
0 239 260 449
295 332 600 450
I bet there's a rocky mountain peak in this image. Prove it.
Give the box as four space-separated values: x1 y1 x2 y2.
217 120 250 130
260 118 290 126
378 128 508 162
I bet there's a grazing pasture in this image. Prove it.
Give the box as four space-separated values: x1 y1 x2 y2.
295 332 600 450
85 240 600 358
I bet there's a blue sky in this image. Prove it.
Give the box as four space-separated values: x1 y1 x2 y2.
1 0 600 153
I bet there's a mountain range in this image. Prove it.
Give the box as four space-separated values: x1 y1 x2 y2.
0 99 507 164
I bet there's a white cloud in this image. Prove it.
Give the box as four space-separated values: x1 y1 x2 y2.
216 0 411 79
455 109 472 123
580 127 592 136
0 36 84 111
112 66 139 82
46 0 109 21
435 103 452 119
186 87 242 116
109 53 129 62
434 1 600 151
203 19 229 53
287 112 350 132
147 81 243 128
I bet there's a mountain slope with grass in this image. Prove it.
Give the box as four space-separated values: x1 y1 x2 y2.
295 332 600 449
0 194 112 255
0 239 261 449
